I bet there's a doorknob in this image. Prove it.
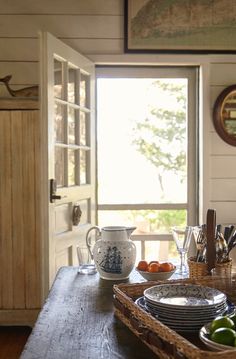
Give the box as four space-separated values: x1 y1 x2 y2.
50 179 62 203
72 205 82 226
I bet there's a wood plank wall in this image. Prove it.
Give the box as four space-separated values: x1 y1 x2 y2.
0 0 236 260
0 102 41 311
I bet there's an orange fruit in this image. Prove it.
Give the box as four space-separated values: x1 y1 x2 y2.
149 260 160 266
159 262 173 272
148 262 160 273
137 260 149 271
168 262 175 270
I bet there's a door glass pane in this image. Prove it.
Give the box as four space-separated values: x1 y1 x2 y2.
80 150 87 184
68 149 75 186
55 103 65 143
80 111 87 146
68 66 76 103
97 78 188 204
68 106 76 145
55 147 65 187
80 73 89 108
54 59 63 99
53 59 92 190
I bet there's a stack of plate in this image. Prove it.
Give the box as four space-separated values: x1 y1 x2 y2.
135 284 234 333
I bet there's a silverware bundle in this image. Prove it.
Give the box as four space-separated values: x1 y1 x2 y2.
195 224 206 262
194 224 236 263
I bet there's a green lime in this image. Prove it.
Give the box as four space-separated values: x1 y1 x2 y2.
211 327 236 346
210 316 235 334
234 336 236 347
230 314 236 327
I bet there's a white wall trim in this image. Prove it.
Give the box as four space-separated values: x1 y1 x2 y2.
89 54 236 66
199 63 212 224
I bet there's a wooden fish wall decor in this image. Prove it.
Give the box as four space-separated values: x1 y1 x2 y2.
0 75 38 98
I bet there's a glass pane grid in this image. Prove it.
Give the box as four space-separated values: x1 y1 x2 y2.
53 60 91 189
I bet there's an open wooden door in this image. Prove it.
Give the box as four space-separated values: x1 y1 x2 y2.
40 32 96 295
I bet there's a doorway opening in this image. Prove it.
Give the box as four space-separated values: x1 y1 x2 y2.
96 66 199 262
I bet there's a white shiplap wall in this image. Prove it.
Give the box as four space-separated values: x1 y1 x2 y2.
0 0 236 259
0 0 123 94
209 63 236 261
209 63 236 225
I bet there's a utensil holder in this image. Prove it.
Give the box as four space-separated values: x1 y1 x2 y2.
188 209 232 279
188 257 232 279
212 259 232 278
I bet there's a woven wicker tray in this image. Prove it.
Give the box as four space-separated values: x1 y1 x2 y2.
113 276 236 359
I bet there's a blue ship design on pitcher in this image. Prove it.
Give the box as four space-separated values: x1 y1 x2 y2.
99 246 123 274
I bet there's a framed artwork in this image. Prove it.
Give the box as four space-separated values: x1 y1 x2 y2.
124 0 236 54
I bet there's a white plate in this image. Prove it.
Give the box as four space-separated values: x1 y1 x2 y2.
145 297 227 313
135 297 203 332
148 301 234 320
145 297 227 309
138 296 232 322
144 284 226 308
146 308 227 323
199 323 236 351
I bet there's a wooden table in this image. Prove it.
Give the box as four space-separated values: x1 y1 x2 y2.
20 267 158 359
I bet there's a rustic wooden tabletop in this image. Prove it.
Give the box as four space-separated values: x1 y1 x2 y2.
20 267 157 359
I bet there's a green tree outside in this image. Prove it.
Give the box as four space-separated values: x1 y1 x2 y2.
130 80 187 231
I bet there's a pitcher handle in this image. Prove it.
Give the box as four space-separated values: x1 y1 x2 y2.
86 226 101 260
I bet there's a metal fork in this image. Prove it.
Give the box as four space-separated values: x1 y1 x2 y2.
195 225 206 262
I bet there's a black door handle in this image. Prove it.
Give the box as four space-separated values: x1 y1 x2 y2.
50 179 61 203
51 194 62 201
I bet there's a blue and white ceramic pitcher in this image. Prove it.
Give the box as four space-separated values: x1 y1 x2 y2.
86 226 136 280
